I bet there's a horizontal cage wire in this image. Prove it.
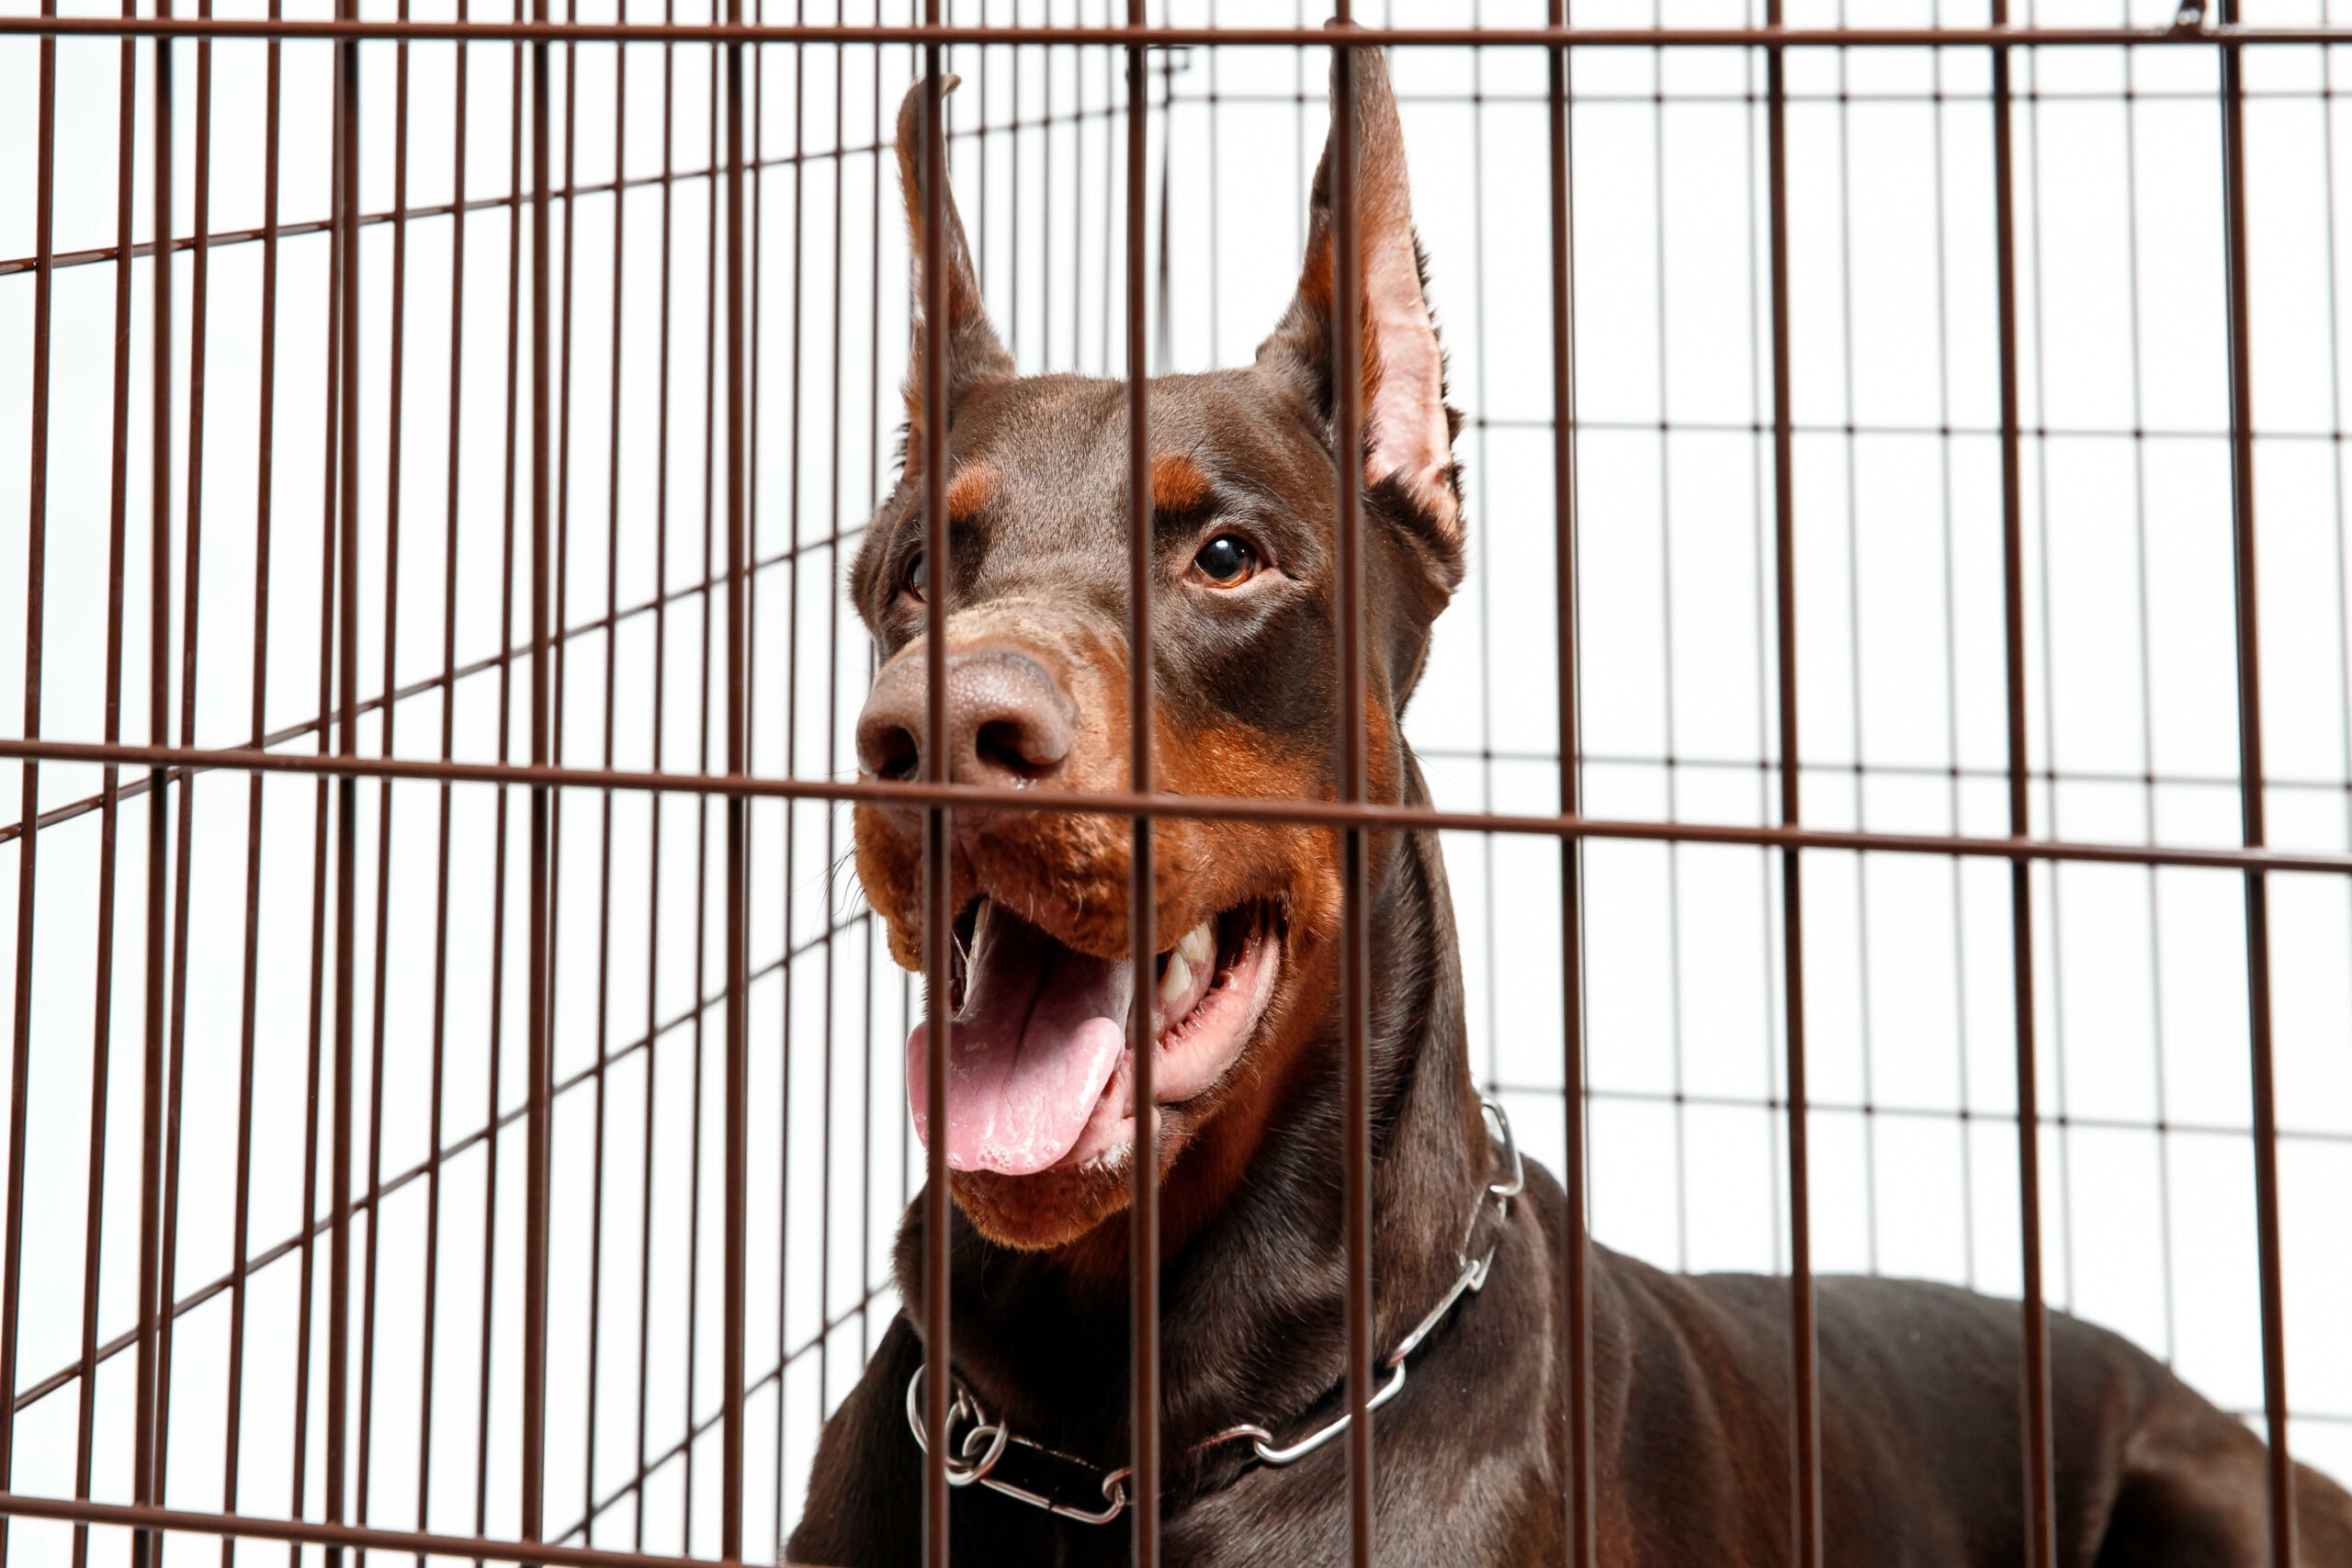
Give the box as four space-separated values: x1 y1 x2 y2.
0 1 2349 1565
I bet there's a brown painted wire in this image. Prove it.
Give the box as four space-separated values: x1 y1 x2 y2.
721 0 753 1551
1324 17 1375 1568
1125 6 1160 1566
0 16 2343 1568
1757 9 1822 1563
7 17 2352 43
148 2 217 1552
12 732 2352 875
1544 7 1596 1564
70 17 142 1567
0 0 56 1551
917 28 953 1568
1985 8 2058 1564
130 9 175 1562
2217 5 2297 1562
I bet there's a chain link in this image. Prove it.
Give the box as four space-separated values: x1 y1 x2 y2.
904 1097 1524 1526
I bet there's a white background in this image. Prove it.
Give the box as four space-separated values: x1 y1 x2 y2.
2 0 2351 1562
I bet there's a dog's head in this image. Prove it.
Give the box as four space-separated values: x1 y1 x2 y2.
852 51 1462 1254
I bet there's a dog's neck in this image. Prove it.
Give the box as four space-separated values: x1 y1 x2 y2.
890 774 1490 1473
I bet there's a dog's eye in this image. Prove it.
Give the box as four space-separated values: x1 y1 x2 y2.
1193 535 1257 586
902 549 926 602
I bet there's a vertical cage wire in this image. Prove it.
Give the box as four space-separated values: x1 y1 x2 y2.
2216 4 2294 1559
1542 2 1594 1561
1986 6 2057 1564
912 23 951 1566
1119 6 1159 1566
1758 7 1824 1564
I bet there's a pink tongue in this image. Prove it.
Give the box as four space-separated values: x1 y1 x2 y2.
906 908 1134 1176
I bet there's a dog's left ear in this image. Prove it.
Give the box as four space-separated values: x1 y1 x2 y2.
1258 47 1463 572
895 75 1014 438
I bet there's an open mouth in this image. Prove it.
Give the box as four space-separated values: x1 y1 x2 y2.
904 898 1283 1177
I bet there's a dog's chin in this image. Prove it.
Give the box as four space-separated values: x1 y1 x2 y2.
949 1159 1136 1251
903 898 1286 1252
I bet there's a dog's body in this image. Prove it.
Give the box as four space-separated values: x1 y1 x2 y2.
794 813 2352 1566
786 56 2352 1568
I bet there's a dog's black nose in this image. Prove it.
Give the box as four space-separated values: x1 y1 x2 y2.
856 646 1077 786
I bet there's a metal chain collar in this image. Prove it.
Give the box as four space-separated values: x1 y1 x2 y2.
904 1097 1527 1527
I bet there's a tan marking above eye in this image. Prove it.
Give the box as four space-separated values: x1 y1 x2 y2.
945 458 1000 522
1152 453 1213 513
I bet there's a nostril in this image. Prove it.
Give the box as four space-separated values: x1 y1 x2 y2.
974 718 1058 780
866 724 921 783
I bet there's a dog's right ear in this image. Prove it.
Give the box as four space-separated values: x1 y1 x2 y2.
895 76 1013 445
1257 47 1463 582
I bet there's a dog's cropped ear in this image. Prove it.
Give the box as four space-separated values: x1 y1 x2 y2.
895 76 1013 442
1258 47 1463 563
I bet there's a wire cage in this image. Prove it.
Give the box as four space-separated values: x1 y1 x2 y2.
3 1 2352 1565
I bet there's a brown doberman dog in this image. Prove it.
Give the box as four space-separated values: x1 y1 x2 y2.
786 53 2352 1568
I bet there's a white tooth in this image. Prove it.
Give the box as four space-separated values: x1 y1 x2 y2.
1159 951 1193 1005
1178 919 1215 967
971 898 991 951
